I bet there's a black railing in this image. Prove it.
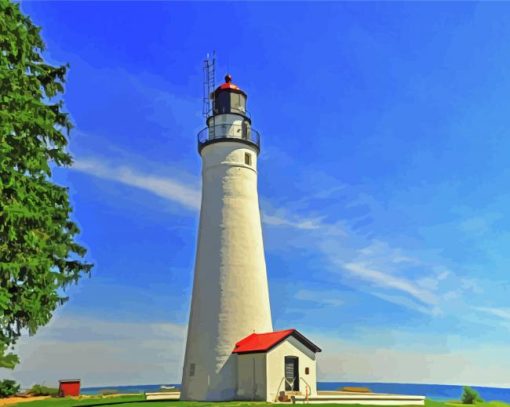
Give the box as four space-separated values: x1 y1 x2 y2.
197 124 261 153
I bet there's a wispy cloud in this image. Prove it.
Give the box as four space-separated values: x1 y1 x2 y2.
72 157 325 231
316 237 446 313
71 156 478 317
260 195 348 235
369 291 440 316
357 240 420 266
294 289 344 307
73 158 201 211
342 261 438 306
475 306 510 321
458 214 500 237
471 307 510 332
262 213 324 230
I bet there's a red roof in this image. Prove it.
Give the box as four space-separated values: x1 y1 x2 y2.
216 82 241 91
233 329 321 354
214 74 246 96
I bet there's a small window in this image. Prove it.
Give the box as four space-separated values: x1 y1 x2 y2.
242 121 248 139
305 367 310 375
245 153 252 166
189 363 195 377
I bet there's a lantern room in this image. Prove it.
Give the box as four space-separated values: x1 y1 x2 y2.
212 74 248 118
198 74 260 154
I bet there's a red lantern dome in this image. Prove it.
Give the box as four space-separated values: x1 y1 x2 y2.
213 74 247 97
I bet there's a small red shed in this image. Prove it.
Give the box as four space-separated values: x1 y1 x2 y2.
58 379 80 397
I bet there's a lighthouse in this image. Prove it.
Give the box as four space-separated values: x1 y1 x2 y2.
181 74 273 400
173 68 423 406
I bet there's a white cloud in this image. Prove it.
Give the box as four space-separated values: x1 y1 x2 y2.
458 214 500 236
315 333 510 388
356 240 420 268
73 158 201 211
5 315 187 388
8 313 510 390
72 156 329 232
328 240 442 308
294 289 344 307
70 155 485 320
369 291 441 316
262 213 324 230
475 307 510 322
342 262 438 306
313 237 446 313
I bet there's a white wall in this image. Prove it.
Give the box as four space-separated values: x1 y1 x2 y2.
266 336 318 402
181 138 273 401
236 353 267 401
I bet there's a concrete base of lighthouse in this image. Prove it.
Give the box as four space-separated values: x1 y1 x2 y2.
180 141 273 401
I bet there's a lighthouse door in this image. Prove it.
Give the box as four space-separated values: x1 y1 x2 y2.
284 356 299 391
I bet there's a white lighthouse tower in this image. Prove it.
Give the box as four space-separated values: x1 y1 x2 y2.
180 73 273 401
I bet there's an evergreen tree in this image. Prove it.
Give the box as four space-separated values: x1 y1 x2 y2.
461 386 483 404
0 0 92 368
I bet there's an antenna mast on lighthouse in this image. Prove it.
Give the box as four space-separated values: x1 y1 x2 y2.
202 51 216 119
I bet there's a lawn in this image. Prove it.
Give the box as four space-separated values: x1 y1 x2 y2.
10 397 510 407
8 397 277 407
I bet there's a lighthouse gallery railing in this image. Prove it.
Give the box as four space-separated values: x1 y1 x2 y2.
197 124 261 153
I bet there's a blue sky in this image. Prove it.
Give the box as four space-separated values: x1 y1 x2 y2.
5 2 510 388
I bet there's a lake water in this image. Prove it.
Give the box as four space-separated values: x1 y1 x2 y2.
81 382 510 402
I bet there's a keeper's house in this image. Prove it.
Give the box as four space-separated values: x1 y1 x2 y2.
233 329 321 402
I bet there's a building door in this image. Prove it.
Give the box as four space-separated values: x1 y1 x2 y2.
284 356 299 391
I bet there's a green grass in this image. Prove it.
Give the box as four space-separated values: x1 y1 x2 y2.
9 397 277 407
11 397 510 407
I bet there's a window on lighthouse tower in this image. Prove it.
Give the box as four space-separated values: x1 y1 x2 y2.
245 153 252 166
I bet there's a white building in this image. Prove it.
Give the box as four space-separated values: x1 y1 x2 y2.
234 329 321 402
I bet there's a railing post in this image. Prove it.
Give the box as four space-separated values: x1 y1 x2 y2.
299 376 311 402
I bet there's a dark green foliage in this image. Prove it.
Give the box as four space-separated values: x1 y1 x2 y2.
0 343 18 368
462 386 484 404
0 379 20 398
0 0 92 367
29 384 59 397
